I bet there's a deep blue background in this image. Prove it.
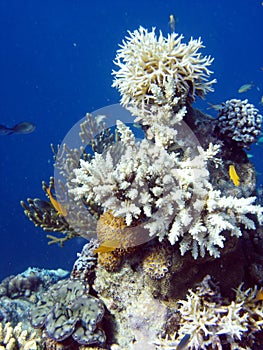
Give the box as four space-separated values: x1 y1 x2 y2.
0 0 262 280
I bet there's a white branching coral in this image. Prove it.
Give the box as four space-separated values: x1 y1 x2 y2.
179 189 263 259
70 118 263 258
154 276 262 350
112 26 216 114
153 275 263 350
71 115 263 258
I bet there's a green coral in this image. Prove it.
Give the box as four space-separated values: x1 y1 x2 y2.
30 279 105 346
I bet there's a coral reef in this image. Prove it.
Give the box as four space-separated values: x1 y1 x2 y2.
30 279 105 347
216 98 262 149
18 25 263 349
0 322 42 350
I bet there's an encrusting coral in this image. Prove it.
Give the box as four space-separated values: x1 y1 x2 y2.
142 242 172 279
0 321 41 350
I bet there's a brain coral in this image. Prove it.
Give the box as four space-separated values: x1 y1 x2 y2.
30 279 105 346
112 26 216 111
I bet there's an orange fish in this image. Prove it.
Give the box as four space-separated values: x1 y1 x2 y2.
254 289 263 302
94 239 121 254
46 187 67 217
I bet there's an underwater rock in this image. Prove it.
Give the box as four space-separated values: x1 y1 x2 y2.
0 267 69 331
71 239 99 283
0 267 68 299
94 263 168 349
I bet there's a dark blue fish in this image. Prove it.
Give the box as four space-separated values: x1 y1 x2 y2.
12 122 36 134
0 122 36 135
177 334 191 350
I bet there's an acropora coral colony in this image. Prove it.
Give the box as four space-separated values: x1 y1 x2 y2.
14 26 263 349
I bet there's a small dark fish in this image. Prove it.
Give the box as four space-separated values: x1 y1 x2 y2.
0 121 36 135
177 334 191 350
12 122 36 134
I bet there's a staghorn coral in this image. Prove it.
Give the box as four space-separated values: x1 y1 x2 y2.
216 98 262 149
112 26 216 114
30 279 105 347
0 322 42 350
153 276 263 350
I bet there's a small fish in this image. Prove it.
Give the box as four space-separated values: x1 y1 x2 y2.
253 289 263 302
246 153 254 159
0 121 36 135
94 239 121 254
12 122 36 134
206 102 222 111
259 96 263 105
169 14 176 32
256 135 263 145
238 82 254 93
46 187 68 216
177 334 191 350
229 164 240 186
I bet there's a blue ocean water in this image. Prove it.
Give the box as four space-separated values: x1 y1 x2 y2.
0 0 262 281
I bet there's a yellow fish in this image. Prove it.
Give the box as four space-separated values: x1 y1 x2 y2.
229 165 240 186
254 289 263 302
94 239 121 254
238 82 254 93
46 187 68 216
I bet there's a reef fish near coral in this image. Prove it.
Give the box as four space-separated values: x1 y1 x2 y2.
238 82 254 93
46 186 68 217
229 164 240 187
